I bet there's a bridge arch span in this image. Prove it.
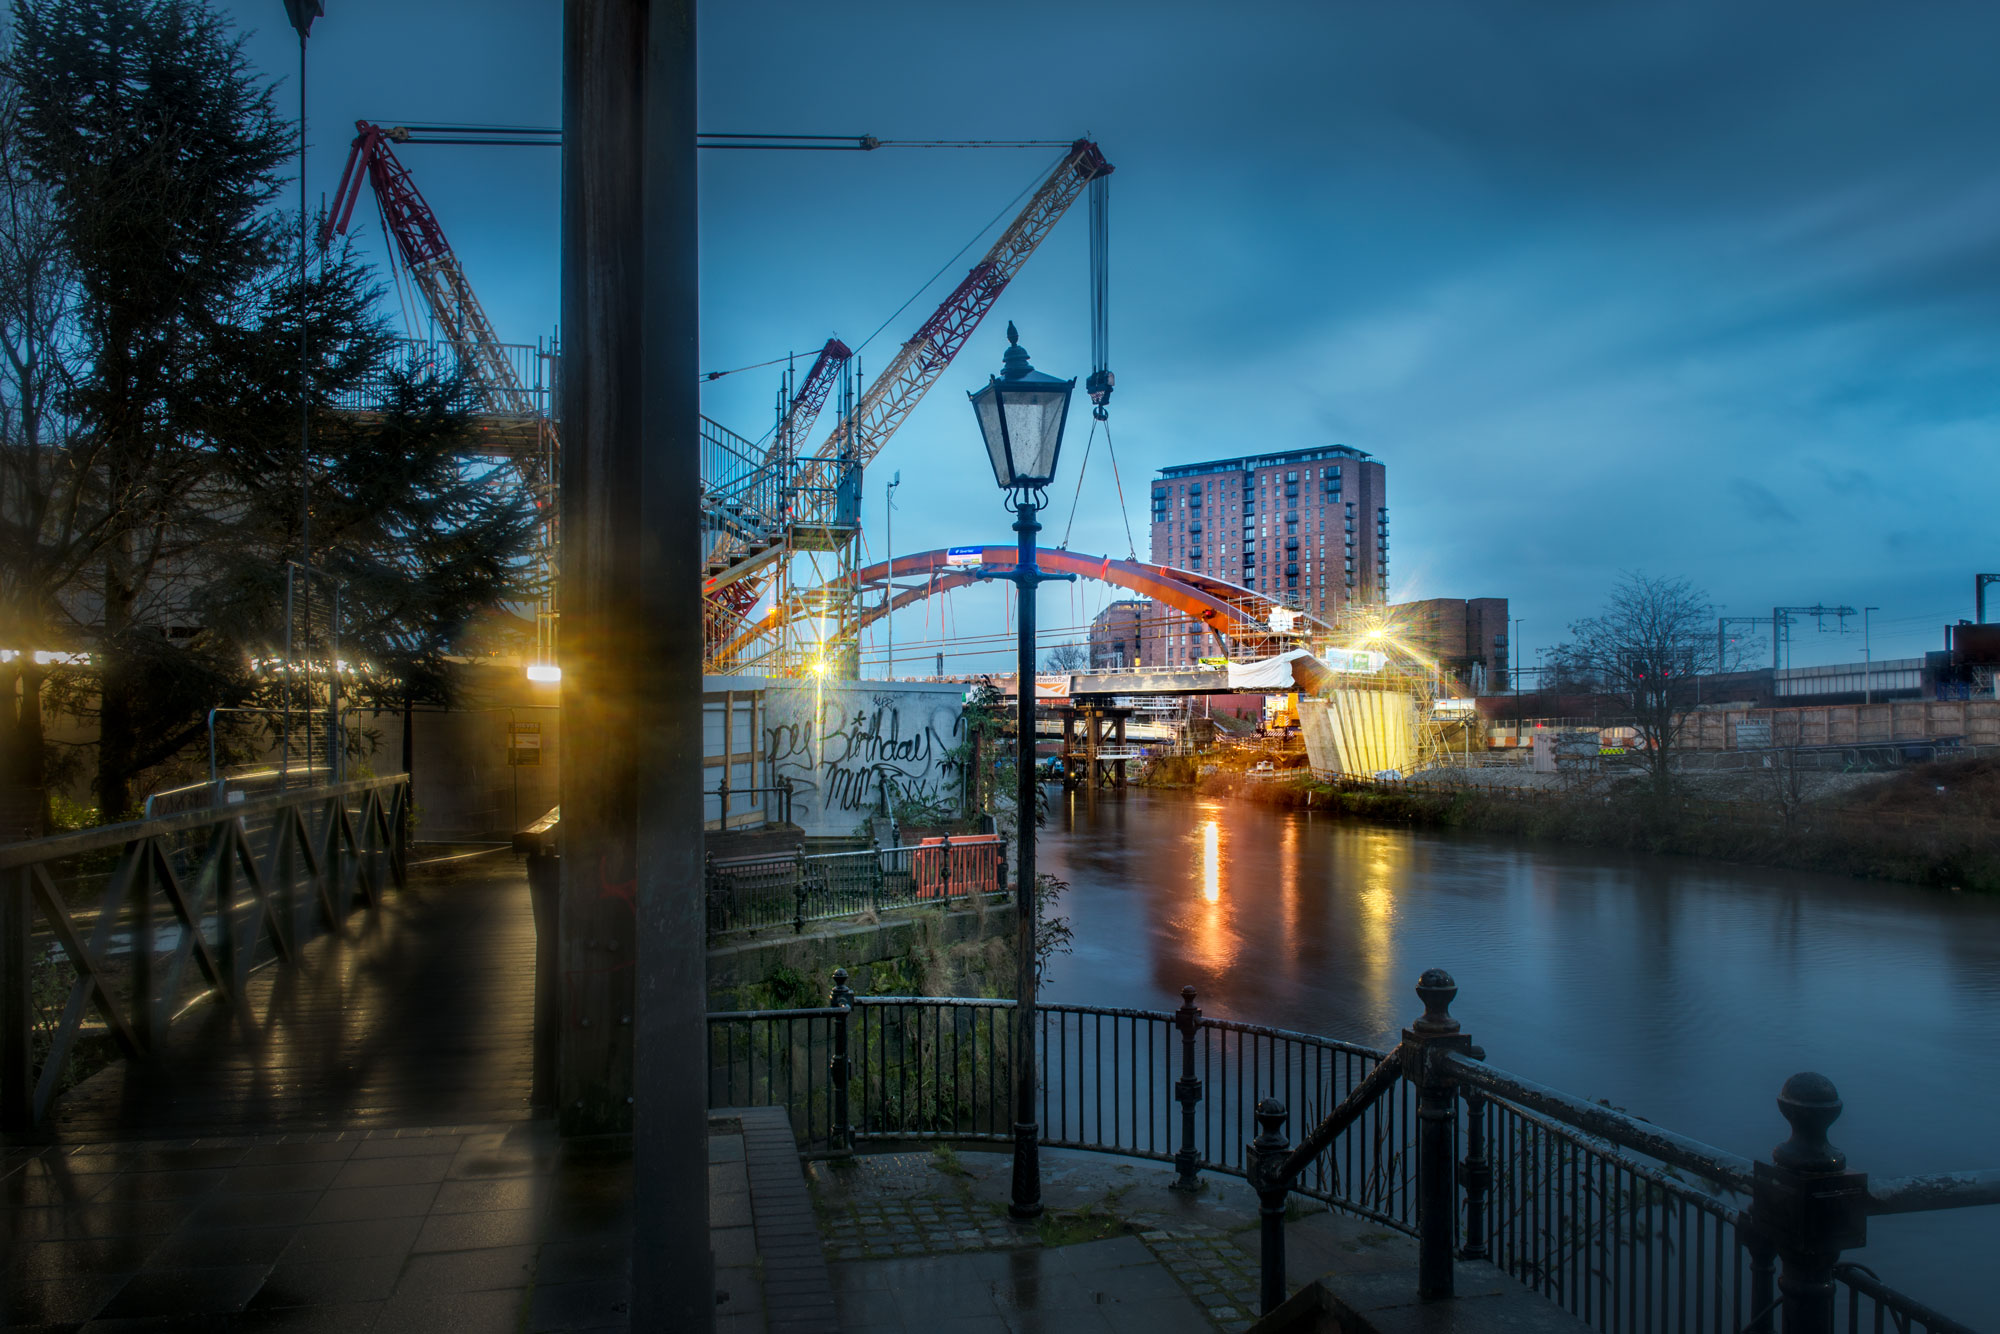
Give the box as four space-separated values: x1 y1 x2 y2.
848 546 1332 655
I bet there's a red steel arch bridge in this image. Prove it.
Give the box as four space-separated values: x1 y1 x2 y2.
707 545 1337 674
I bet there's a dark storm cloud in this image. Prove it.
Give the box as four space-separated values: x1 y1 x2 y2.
1729 480 1798 527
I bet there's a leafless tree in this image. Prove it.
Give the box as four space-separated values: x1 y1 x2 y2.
1044 640 1088 673
0 80 90 801
1549 572 1722 795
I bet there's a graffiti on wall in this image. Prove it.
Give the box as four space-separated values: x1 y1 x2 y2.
763 685 967 834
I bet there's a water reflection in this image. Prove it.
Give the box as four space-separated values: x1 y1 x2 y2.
1201 821 1220 904
1039 788 2000 1321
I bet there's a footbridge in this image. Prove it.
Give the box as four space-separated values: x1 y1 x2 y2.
714 545 1337 670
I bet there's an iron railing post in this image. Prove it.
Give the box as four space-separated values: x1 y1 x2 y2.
829 968 854 1152
940 833 953 905
792 849 807 935
1171 984 1203 1191
1402 967 1474 1300
2 868 30 1131
1458 1089 1490 1262
1747 1234 1777 1334
1751 1073 1868 1334
1249 1097 1291 1315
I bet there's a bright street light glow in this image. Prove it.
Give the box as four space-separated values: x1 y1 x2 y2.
526 663 562 683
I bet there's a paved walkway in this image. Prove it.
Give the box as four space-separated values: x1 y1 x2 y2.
808 1146 1407 1334
2 853 638 1332
40 851 538 1141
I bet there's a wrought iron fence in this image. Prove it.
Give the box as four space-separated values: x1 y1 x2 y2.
1 776 408 1129
707 970 1990 1334
704 838 1008 937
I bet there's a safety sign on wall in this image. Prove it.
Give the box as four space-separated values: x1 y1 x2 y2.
508 721 542 766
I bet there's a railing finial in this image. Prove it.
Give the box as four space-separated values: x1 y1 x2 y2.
1773 1071 1845 1172
1412 968 1459 1036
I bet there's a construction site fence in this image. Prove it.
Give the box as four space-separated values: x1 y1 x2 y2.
1301 773 2000 848
1487 699 2000 751
705 839 1008 938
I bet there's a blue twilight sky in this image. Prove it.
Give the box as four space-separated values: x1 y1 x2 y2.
225 1 2000 675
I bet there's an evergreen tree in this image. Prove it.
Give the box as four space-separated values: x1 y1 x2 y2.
8 0 291 815
5 0 536 816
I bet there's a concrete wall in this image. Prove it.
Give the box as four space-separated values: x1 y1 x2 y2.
707 677 970 838
346 702 561 842
707 901 1016 1008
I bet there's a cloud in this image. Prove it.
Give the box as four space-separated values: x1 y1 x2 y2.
1728 480 1799 526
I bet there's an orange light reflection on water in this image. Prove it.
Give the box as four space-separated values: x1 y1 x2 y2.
1189 809 1238 972
1203 821 1221 904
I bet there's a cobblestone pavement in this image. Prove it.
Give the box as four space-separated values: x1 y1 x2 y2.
808 1147 1281 1332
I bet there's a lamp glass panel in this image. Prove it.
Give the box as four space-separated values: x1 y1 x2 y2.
974 391 1013 486
998 386 1069 483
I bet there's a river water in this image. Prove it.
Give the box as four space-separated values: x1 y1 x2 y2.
1037 787 2000 1325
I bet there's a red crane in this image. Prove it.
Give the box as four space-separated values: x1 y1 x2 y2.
321 121 535 418
708 138 1113 600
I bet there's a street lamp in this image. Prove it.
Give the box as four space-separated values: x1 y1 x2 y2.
967 322 1076 1221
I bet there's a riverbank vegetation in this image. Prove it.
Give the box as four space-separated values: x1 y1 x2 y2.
1145 753 2000 894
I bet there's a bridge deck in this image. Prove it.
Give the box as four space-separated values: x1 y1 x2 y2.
40 851 537 1143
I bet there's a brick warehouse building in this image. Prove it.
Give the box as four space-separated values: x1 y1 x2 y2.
1389 596 1512 693
1087 599 1148 669
1143 445 1388 666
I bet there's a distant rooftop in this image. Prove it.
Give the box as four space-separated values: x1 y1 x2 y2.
1158 444 1373 480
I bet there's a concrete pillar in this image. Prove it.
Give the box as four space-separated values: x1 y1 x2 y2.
560 2 710 1328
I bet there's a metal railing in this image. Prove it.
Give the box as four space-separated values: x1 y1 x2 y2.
328 337 552 419
708 969 1990 1334
1 776 409 1129
705 837 1008 937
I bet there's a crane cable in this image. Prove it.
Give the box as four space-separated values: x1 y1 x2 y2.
1058 416 1098 549
1061 415 1137 561
850 151 1063 358
1102 420 1139 562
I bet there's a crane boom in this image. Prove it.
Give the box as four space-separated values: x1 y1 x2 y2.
791 139 1112 502
322 121 536 418
774 338 851 471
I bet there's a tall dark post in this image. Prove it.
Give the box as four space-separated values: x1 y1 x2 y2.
1171 984 1203 1191
1459 1090 1490 1262
829 968 854 1152
1011 498 1043 1219
1751 1073 1868 1334
1403 968 1474 1300
2 870 30 1131
973 498 1074 1218
1250 1098 1291 1315
563 2 709 1331
966 323 1077 1222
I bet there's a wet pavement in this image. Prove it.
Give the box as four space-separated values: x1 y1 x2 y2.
2 1121 634 1331
2 853 633 1332
807 1145 1407 1334
39 851 538 1142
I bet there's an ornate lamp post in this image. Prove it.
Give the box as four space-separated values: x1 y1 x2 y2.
967 322 1076 1220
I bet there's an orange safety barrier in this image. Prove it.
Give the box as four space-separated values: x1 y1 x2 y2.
911 834 1004 900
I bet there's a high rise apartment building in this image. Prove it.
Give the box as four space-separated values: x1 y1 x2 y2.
1149 441 1386 619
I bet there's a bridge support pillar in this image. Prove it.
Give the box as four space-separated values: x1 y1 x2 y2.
561 2 710 1330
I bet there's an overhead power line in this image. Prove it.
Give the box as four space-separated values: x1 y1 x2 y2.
378 124 1073 152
